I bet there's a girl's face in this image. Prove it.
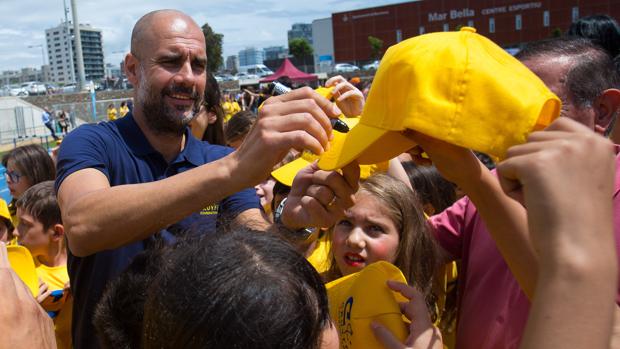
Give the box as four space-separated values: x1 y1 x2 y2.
5 159 31 199
255 177 276 214
332 191 400 276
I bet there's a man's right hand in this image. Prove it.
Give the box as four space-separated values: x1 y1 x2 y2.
229 87 343 188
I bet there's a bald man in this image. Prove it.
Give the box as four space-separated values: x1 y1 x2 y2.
55 10 358 348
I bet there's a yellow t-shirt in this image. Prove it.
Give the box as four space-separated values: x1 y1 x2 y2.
36 263 72 349
107 108 118 121
306 232 332 274
223 101 242 121
119 105 129 117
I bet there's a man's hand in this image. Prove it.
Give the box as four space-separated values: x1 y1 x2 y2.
403 130 483 189
496 117 616 259
371 281 443 349
0 242 56 348
230 87 343 187
281 161 359 230
497 118 617 349
325 75 365 117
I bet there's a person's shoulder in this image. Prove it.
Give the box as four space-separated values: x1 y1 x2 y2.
201 142 234 161
64 122 117 142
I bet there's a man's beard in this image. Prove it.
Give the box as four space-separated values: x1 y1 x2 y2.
136 73 202 136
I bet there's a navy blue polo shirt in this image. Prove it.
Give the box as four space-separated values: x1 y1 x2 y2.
55 113 259 349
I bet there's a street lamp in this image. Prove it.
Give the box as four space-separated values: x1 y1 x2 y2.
27 44 46 67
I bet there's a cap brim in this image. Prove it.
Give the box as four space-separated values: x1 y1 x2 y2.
318 124 416 171
271 157 312 187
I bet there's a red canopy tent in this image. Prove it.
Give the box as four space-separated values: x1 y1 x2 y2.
259 58 317 83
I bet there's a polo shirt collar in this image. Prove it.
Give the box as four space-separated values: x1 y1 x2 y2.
117 112 203 167
117 112 157 156
177 127 204 167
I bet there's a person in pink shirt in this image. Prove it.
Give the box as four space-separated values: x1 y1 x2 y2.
420 37 620 349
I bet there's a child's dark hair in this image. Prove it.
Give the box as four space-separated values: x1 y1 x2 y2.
15 181 61 229
225 110 256 145
95 230 331 349
402 162 457 215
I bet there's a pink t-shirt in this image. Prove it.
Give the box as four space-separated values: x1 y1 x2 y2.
429 153 620 349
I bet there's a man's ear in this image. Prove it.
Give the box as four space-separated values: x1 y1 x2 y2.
595 89 620 134
50 224 65 242
124 53 140 87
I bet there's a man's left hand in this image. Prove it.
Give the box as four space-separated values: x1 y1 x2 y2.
281 161 360 229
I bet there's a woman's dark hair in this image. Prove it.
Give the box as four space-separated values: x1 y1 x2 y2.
568 14 620 58
201 72 226 145
225 110 256 145
95 230 331 349
402 162 457 215
2 144 56 186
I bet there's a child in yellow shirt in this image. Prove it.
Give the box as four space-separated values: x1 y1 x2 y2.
15 181 71 349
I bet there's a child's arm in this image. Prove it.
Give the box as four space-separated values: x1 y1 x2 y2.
497 117 617 349
406 130 536 297
371 280 443 349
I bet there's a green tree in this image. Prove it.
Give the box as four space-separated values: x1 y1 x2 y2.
368 36 384 60
288 38 314 60
551 27 563 38
201 22 224 73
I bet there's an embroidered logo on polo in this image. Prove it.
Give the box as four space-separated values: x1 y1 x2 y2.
200 204 219 215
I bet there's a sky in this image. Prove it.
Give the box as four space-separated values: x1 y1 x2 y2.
0 0 406 72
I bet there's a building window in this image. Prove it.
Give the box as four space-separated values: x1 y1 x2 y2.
489 17 495 33
396 29 402 43
543 11 550 27
572 7 579 22
443 23 449 32
516 14 522 30
467 20 474 27
419 26 425 35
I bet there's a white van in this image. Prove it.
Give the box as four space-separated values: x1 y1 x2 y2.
238 64 274 77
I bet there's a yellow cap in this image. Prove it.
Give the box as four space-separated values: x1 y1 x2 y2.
326 261 409 349
7 245 39 297
0 199 11 225
318 27 561 170
271 117 389 186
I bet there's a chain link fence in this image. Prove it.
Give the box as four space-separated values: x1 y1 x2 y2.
52 97 132 124
0 97 133 147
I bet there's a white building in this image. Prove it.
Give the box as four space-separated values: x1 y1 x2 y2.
288 23 313 45
45 22 105 85
312 18 335 73
104 63 122 79
238 47 264 67
226 55 238 72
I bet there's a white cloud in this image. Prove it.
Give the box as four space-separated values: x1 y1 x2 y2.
0 0 403 71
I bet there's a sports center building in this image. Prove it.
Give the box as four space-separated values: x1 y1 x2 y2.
331 0 620 65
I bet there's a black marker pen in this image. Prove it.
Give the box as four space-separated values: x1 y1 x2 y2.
268 82 350 133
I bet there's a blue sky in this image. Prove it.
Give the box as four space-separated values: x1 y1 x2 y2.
0 0 406 71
